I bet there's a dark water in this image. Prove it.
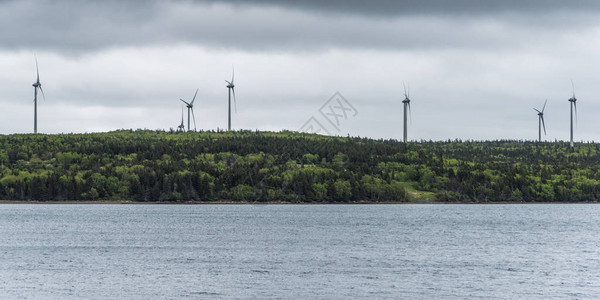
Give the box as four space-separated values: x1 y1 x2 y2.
0 204 599 299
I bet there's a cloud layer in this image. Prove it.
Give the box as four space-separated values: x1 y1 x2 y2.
1 0 598 53
216 0 600 16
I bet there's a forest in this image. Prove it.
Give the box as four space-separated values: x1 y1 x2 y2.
0 129 599 203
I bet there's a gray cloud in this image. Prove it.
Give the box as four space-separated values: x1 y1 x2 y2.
0 0 598 54
214 0 600 16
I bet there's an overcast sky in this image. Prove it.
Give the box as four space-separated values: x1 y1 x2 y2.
1 0 599 141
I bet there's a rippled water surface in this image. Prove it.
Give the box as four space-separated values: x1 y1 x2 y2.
1 204 599 299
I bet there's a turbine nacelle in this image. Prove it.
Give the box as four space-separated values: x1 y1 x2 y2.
180 99 193 108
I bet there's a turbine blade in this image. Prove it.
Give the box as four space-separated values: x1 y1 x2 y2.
191 107 197 131
191 88 198 105
231 65 234 84
403 82 407 98
571 79 576 98
408 102 412 124
533 108 541 113
232 87 237 113
541 115 546 135
34 54 40 83
39 86 46 100
542 99 547 113
180 99 190 106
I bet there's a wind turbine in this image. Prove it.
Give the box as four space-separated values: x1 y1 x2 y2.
32 55 45 134
225 67 237 131
180 89 198 132
568 80 578 147
401 82 412 142
177 105 185 132
533 99 547 142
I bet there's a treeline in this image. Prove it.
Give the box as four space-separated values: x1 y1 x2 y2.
0 130 599 202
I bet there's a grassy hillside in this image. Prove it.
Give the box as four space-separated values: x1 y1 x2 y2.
0 129 599 202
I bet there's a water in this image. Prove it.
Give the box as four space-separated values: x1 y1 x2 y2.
0 204 599 299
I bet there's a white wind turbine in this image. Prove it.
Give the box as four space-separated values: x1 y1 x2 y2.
568 80 578 147
225 67 237 131
32 55 45 134
180 89 198 132
177 105 185 132
533 99 547 142
401 83 412 142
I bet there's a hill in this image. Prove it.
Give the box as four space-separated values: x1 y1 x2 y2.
0 130 599 203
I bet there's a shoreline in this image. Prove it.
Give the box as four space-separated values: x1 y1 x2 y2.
0 200 598 205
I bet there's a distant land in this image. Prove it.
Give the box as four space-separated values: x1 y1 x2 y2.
0 129 598 203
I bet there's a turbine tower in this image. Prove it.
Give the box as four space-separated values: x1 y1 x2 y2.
177 105 185 132
180 89 198 132
32 55 45 134
568 81 578 147
533 99 547 142
225 67 237 131
401 83 412 142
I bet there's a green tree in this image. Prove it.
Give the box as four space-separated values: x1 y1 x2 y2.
333 179 352 201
